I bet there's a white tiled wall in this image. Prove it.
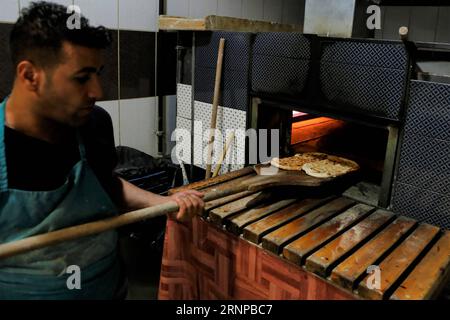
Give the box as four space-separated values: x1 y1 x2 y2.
119 0 159 32
167 0 304 25
167 0 189 18
19 0 73 11
262 0 282 23
74 0 118 29
218 0 242 18
0 0 19 23
188 0 219 19
242 0 263 21
119 97 158 157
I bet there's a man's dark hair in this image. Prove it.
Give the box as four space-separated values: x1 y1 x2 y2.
9 1 112 69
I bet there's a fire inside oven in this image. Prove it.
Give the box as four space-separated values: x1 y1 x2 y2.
253 101 397 209
291 112 387 184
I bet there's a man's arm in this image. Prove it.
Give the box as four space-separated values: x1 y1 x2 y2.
114 177 204 221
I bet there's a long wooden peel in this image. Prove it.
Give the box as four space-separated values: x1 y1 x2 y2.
0 173 318 260
205 38 226 179
0 165 358 260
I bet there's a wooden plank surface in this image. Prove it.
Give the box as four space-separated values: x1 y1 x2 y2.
357 223 440 300
227 198 297 235
243 197 333 244
159 15 302 32
168 166 254 195
390 231 450 300
283 203 375 265
262 197 355 254
200 173 256 194
209 191 272 225
205 191 254 212
305 210 394 277
330 216 417 290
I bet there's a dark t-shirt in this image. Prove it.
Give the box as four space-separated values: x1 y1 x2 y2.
4 106 121 201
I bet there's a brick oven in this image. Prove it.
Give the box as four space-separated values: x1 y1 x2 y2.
166 30 450 300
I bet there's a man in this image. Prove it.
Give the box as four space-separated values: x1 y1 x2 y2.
0 1 204 299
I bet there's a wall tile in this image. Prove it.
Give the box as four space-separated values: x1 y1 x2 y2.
119 30 156 99
282 0 304 25
189 0 218 18
409 6 439 42
166 0 189 17
74 0 118 29
97 100 120 146
119 0 158 32
435 7 450 43
119 97 158 156
0 0 19 23
0 24 14 100
263 0 282 23
165 95 177 156
176 84 192 119
217 0 242 18
382 6 411 40
157 31 177 96
20 0 73 11
100 30 119 101
242 0 263 21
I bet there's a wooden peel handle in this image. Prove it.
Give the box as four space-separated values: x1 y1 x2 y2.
205 38 226 179
0 183 249 260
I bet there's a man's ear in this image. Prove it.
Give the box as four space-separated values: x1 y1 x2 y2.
16 61 41 91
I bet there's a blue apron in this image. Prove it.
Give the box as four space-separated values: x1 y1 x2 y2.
0 97 121 299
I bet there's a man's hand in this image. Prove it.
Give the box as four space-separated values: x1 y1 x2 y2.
169 190 205 221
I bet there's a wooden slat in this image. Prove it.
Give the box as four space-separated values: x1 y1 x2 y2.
159 15 302 32
390 231 450 300
200 173 256 194
283 203 375 265
330 216 417 290
205 191 254 212
168 166 254 195
209 192 272 225
227 198 297 235
262 197 355 254
357 223 440 300
243 197 333 244
305 210 394 277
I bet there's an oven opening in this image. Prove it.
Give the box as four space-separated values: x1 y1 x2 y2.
290 111 392 208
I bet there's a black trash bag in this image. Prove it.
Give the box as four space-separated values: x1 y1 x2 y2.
115 146 166 180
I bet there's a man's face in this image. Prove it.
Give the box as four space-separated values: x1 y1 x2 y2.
38 41 105 127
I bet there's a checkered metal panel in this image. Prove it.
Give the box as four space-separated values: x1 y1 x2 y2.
321 41 408 70
392 183 450 230
251 32 311 96
405 81 450 141
320 62 406 120
192 133 244 175
253 32 311 59
252 55 310 95
396 133 450 195
195 66 248 111
176 84 192 119
195 31 252 72
392 80 450 230
173 117 192 165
